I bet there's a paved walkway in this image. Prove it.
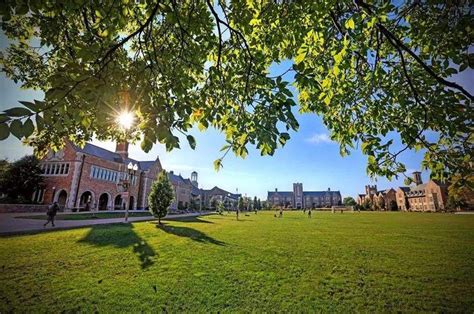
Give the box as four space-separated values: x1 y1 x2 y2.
0 211 212 236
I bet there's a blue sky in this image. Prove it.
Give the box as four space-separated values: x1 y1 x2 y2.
0 34 472 200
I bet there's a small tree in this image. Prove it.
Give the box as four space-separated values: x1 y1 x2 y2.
253 197 258 211
343 197 357 207
217 201 225 215
210 198 218 210
148 170 174 225
238 197 244 212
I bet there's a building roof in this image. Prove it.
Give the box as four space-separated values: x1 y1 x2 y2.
202 186 240 199
267 191 294 198
398 187 410 192
304 191 341 197
73 142 157 171
168 172 189 185
410 183 427 192
268 190 341 198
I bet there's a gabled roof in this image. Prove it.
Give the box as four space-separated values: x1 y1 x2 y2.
138 161 156 171
202 186 240 199
73 142 157 171
168 172 189 185
398 187 410 192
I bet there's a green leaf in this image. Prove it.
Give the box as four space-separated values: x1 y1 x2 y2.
213 158 223 171
19 101 38 112
22 118 34 137
0 123 9 140
186 135 196 149
0 114 9 123
9 119 23 139
4 107 31 117
141 139 153 152
35 114 44 131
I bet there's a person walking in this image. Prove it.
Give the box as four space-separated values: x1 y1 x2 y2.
44 201 59 227
308 208 312 218
279 208 283 218
236 209 239 221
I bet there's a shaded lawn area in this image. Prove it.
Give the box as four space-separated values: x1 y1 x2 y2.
16 212 153 220
0 212 473 312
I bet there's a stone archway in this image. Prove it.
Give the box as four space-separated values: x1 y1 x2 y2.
56 190 68 209
79 191 94 211
99 193 109 211
114 195 122 210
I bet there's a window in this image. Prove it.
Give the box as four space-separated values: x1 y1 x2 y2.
42 162 70 176
90 165 119 183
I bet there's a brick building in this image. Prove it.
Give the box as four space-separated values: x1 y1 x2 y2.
267 183 342 209
33 141 162 210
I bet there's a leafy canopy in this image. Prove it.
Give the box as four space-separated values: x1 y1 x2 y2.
0 0 472 191
0 155 44 203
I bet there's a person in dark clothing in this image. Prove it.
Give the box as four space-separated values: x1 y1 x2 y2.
236 209 239 221
308 208 312 218
279 208 283 218
44 202 59 227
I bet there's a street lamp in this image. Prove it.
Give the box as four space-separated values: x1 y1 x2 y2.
121 162 138 222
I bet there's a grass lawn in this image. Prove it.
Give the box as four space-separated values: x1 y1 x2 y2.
16 211 152 220
1 211 473 312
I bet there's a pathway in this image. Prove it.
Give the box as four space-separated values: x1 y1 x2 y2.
0 211 212 236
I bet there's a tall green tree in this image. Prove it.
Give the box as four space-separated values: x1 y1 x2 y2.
237 197 244 212
0 1 471 191
0 155 43 203
148 170 174 224
343 197 357 206
253 196 258 211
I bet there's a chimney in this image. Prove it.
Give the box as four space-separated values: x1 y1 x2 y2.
412 171 422 186
170 170 174 175
328 187 330 191
115 141 129 159
275 188 278 192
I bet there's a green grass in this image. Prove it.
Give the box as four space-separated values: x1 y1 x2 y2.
16 211 152 220
1 211 473 312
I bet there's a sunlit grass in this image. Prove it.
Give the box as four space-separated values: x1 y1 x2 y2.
1 212 473 312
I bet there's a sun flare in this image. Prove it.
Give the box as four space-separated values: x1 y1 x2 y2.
116 111 135 130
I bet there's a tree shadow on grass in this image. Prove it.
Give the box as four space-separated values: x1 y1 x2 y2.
158 223 225 246
78 223 155 269
164 216 214 224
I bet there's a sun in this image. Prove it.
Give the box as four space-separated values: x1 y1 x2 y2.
116 111 135 130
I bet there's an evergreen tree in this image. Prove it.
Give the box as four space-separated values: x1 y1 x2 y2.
253 197 258 211
148 170 174 224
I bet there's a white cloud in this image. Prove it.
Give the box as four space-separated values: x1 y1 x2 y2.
306 133 333 144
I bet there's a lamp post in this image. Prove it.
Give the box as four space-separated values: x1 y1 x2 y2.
121 162 138 222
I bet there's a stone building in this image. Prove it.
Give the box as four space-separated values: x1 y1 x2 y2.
33 141 162 210
166 170 241 211
200 186 241 209
358 172 449 212
168 171 194 211
402 180 448 212
267 183 342 209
